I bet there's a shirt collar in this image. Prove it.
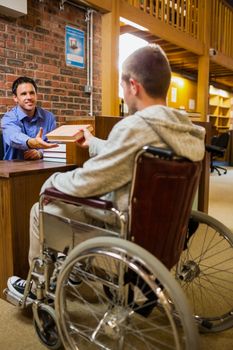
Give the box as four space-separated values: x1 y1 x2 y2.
16 105 43 121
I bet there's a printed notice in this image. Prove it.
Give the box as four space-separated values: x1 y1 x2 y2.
65 26 85 68
171 87 177 102
189 99 195 110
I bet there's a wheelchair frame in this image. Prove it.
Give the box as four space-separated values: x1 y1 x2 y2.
4 145 233 349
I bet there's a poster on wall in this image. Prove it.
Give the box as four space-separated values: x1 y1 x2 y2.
65 25 85 68
171 87 177 102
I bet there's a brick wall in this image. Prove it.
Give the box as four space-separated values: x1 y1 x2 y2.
0 0 102 123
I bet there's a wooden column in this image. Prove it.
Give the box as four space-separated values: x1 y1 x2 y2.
101 0 120 116
197 0 211 122
194 121 212 213
197 54 210 121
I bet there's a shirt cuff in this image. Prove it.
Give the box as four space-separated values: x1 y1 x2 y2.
26 139 31 149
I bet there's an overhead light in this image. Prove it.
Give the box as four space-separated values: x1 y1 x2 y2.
209 85 229 97
120 17 148 31
171 76 185 87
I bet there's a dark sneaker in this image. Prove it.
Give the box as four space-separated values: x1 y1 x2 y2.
68 264 82 287
7 276 36 302
68 276 82 287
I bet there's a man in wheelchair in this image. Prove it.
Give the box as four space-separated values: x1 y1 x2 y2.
7 45 205 317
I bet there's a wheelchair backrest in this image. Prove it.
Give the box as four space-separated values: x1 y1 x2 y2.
129 146 202 270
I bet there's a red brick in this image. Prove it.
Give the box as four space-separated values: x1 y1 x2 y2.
0 0 102 118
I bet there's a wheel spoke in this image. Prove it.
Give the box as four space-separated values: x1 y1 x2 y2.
174 212 233 332
56 237 198 349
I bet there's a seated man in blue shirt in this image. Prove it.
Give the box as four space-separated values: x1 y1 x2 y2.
1 76 58 160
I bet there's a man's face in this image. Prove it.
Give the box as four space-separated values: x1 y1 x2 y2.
13 83 37 117
120 78 137 115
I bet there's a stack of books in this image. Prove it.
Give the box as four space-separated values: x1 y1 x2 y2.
44 124 93 163
43 143 67 163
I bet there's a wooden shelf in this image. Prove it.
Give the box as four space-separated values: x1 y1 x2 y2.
188 112 201 121
208 91 233 133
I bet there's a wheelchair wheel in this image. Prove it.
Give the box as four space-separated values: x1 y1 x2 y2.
55 236 199 350
174 210 233 333
33 303 63 349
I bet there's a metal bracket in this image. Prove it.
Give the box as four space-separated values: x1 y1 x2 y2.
59 0 65 11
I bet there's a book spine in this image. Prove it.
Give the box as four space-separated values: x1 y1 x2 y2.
43 152 66 158
43 157 66 163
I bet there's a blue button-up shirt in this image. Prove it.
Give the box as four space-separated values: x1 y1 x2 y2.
1 105 56 160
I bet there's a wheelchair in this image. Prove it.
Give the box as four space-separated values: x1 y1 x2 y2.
4 146 233 349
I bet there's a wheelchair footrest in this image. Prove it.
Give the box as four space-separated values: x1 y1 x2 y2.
3 288 33 308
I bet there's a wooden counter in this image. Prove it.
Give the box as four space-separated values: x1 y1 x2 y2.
0 160 76 295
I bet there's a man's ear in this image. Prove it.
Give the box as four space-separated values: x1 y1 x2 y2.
13 95 18 103
129 78 140 96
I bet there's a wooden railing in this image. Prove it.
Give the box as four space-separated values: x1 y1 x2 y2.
123 0 233 58
211 0 233 57
124 0 201 39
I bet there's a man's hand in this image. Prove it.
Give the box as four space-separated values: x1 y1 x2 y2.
24 149 43 160
27 127 58 149
76 127 94 148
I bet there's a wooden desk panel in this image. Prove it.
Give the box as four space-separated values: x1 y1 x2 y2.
0 161 75 295
95 115 122 140
65 118 95 166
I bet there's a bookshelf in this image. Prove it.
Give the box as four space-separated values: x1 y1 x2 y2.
208 86 232 133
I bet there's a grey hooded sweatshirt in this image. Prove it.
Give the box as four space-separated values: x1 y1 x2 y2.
40 105 205 217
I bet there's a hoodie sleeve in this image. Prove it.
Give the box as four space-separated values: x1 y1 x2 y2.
40 118 146 197
88 136 107 157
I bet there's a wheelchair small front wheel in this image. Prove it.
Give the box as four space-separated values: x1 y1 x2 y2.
33 303 63 349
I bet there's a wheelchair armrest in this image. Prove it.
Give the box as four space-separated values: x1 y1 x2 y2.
43 187 114 210
205 144 225 157
143 145 174 159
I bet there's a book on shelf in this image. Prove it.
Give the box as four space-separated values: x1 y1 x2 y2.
46 124 93 142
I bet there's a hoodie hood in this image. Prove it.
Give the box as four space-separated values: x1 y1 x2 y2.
136 105 206 161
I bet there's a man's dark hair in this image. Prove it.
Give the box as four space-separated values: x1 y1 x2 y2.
12 76 38 95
